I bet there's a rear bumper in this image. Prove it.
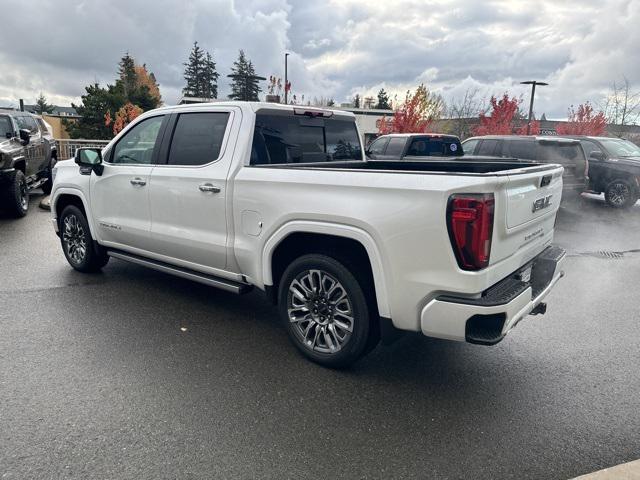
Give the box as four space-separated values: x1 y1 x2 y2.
420 246 566 344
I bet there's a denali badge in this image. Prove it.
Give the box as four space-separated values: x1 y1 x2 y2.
532 195 553 213
99 222 122 231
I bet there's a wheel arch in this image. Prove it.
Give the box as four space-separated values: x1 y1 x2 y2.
13 159 26 173
52 189 96 236
262 221 391 318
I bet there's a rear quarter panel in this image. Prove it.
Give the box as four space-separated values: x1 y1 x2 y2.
231 165 559 331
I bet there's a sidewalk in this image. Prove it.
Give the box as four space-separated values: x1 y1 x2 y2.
573 459 640 480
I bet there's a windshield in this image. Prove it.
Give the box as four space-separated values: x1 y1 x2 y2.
599 138 640 157
0 115 13 139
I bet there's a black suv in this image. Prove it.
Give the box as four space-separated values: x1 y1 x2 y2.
0 109 57 217
564 136 640 208
462 135 587 195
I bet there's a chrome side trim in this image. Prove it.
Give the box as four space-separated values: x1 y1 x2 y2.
107 250 252 294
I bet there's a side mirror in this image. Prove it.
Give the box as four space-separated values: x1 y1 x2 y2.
75 147 103 175
5 132 12 139
589 151 606 161
19 129 30 146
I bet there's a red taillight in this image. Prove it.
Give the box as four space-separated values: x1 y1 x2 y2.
447 194 494 270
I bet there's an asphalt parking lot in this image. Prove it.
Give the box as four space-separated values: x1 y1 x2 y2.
1 192 639 480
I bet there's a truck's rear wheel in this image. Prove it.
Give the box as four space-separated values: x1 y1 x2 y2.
278 254 373 368
59 205 109 272
605 179 637 208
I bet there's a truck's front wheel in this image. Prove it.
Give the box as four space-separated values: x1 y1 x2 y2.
2 170 29 218
59 205 109 272
278 254 373 368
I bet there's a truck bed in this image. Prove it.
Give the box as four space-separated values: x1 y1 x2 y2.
252 158 555 176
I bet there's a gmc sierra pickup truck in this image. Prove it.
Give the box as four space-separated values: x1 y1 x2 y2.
51 102 566 367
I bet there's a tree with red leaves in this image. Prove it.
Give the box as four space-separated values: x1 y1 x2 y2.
105 102 143 135
378 84 444 134
473 93 539 136
556 102 607 136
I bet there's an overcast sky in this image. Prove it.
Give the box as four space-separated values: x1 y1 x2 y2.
0 0 638 118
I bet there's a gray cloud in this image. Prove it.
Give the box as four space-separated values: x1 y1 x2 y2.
0 0 637 119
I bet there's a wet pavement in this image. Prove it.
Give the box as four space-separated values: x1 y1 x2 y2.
1 191 639 479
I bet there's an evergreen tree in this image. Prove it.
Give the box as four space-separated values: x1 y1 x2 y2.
182 42 219 99
204 52 219 99
375 88 391 110
118 53 137 98
228 50 262 101
183 42 205 98
353 94 361 108
64 83 123 139
35 92 54 114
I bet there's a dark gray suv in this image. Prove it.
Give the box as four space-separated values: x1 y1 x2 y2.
462 135 587 195
0 109 57 217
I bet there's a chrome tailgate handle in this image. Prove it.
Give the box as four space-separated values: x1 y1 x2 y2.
130 177 146 186
199 183 221 193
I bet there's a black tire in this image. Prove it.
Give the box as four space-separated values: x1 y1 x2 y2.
605 179 638 209
59 205 109 273
2 170 29 218
278 254 374 368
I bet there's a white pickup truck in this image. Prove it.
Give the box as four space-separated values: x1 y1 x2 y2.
51 102 566 367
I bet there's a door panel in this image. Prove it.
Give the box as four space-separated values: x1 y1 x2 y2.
90 114 167 251
90 165 154 250
148 109 238 271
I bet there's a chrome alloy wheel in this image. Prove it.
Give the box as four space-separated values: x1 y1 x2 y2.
62 214 87 264
608 182 630 206
287 269 355 354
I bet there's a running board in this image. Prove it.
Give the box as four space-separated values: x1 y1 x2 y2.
107 250 252 294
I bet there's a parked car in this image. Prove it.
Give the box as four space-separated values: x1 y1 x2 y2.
366 133 463 160
564 136 640 208
462 135 587 195
51 102 565 367
0 109 57 217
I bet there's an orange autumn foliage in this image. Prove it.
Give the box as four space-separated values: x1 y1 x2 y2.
105 102 143 135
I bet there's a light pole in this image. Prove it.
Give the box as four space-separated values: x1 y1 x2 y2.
284 53 290 104
520 80 548 135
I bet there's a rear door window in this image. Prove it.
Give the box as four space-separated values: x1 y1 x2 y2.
477 139 499 156
167 112 230 166
505 140 537 159
538 141 587 180
250 113 362 165
384 137 406 157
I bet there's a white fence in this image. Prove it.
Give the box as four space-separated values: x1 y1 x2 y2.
56 139 110 160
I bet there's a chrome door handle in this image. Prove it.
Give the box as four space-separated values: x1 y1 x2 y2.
199 183 221 193
130 177 146 186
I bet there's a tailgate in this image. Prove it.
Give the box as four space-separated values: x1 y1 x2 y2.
505 166 563 228
490 165 563 267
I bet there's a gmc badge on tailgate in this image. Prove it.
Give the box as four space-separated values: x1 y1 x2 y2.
532 195 553 213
